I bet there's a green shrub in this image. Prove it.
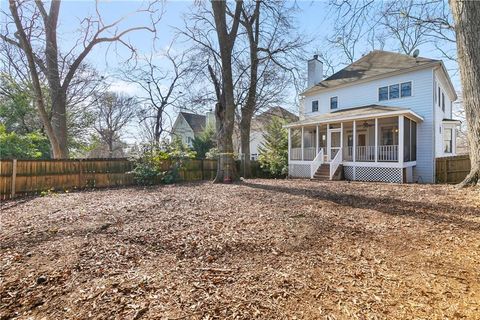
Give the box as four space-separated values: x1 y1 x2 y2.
130 139 196 185
258 117 288 177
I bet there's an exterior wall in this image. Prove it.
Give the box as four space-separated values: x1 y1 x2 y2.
249 130 264 160
433 69 457 158
171 116 195 146
302 68 435 183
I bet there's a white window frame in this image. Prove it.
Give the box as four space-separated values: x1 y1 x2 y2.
377 80 413 102
442 124 456 155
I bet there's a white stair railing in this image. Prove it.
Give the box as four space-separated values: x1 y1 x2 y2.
330 147 343 180
310 148 324 179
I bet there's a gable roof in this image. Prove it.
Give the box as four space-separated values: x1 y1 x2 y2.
180 112 206 134
305 50 440 93
252 106 298 131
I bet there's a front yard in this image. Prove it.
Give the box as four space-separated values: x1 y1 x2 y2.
1 179 479 319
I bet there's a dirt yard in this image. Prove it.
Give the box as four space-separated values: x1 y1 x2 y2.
1 179 479 319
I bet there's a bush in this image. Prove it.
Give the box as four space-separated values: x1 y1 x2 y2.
0 125 50 159
258 117 288 177
130 139 196 185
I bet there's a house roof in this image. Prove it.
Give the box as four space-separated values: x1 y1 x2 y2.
180 112 206 134
284 105 424 128
304 50 440 94
252 106 298 131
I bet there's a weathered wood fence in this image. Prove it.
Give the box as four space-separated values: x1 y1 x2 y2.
0 158 218 200
436 154 471 184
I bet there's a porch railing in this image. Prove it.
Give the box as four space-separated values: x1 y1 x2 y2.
291 148 302 160
343 145 398 162
303 147 316 161
310 148 324 179
378 145 398 162
330 147 342 180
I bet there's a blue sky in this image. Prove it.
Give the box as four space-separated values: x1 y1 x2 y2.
1 0 459 142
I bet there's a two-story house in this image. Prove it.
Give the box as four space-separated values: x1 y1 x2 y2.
286 50 460 183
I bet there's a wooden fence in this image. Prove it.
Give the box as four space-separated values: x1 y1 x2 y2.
0 158 218 200
436 154 471 184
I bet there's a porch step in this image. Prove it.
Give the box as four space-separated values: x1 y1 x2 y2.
313 163 330 181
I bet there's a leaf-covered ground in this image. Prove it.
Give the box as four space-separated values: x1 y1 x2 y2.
1 179 479 319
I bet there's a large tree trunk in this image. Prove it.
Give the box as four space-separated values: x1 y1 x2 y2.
50 92 69 158
211 0 242 183
450 0 480 187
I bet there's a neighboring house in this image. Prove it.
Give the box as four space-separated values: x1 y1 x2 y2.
241 106 298 160
286 50 460 183
171 111 215 147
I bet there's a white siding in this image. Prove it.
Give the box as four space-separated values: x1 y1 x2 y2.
303 68 436 183
171 116 195 146
433 69 456 157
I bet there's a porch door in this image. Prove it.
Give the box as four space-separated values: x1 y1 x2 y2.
328 129 341 161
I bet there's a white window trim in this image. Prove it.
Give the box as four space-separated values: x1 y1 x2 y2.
377 80 414 102
330 96 338 110
442 124 456 155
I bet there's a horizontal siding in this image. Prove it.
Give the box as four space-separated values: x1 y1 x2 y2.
303 68 435 183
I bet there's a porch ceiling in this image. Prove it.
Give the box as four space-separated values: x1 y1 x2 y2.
285 105 424 128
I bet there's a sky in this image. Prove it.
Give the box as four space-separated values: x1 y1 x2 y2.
1 0 459 143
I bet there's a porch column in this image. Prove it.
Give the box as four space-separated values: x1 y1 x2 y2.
301 126 304 161
353 120 356 162
316 125 319 155
374 118 378 162
398 115 404 164
288 128 291 162
340 122 343 157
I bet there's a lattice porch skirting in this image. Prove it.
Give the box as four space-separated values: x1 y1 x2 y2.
288 164 311 178
344 165 403 183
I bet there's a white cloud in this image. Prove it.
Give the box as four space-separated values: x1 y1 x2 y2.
109 80 141 96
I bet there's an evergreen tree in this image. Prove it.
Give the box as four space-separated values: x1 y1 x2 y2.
258 117 288 176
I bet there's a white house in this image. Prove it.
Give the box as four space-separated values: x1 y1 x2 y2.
286 50 460 183
171 111 215 147
240 106 298 160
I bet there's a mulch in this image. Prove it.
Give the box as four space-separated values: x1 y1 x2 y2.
1 179 479 319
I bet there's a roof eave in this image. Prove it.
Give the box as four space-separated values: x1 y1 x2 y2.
284 109 424 128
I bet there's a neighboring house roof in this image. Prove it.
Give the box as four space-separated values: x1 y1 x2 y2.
180 112 206 135
304 50 440 94
285 105 424 128
252 106 299 131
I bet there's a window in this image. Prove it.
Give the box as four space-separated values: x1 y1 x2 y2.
400 82 412 97
330 96 338 109
389 84 399 99
438 87 441 106
442 93 445 112
381 127 397 145
379 86 388 101
312 100 319 112
443 128 453 153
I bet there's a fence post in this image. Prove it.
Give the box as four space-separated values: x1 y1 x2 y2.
444 158 448 183
78 159 83 188
11 159 17 198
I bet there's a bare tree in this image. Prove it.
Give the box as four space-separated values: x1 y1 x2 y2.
208 0 243 183
122 47 191 145
236 0 306 177
450 0 480 187
93 92 136 158
2 0 161 158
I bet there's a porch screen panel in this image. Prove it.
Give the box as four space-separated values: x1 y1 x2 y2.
411 121 417 161
404 118 411 162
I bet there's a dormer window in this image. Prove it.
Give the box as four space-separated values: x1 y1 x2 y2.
312 100 319 112
330 96 338 109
